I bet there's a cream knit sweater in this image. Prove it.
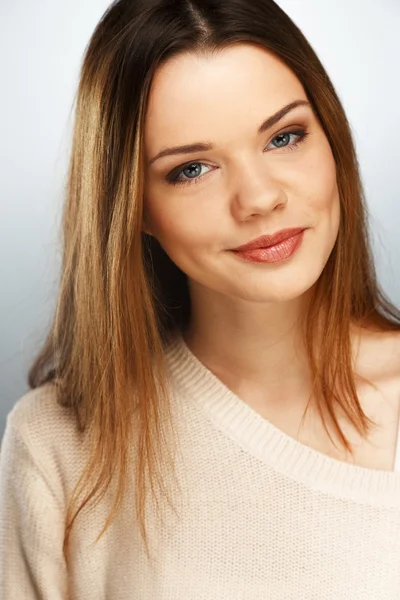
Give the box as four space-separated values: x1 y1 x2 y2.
2 333 400 599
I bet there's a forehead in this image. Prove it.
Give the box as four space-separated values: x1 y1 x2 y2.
144 43 307 148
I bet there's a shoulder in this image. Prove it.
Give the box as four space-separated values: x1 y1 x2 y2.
1 383 88 500
6 382 70 431
4 382 82 453
351 326 400 384
351 326 400 429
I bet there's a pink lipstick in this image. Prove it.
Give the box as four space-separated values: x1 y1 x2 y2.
231 228 306 264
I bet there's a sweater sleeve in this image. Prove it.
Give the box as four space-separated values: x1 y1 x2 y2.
0 416 69 600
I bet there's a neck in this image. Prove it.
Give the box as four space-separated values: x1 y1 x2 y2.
182 280 316 410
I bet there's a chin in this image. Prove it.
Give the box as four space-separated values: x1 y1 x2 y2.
229 267 322 304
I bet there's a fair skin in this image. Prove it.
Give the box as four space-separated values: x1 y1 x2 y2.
143 43 400 469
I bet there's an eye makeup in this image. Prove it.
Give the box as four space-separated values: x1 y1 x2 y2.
165 127 310 188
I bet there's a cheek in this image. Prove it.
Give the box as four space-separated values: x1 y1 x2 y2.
145 180 221 251
144 196 210 254
304 145 340 217
310 160 341 251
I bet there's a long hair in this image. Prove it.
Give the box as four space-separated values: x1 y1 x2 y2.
28 0 400 565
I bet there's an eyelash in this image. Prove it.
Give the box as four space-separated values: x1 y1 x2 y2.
166 129 310 187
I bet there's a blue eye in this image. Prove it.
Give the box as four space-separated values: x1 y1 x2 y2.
166 162 212 187
166 128 310 187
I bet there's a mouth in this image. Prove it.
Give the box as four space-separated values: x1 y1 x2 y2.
231 227 306 252
230 229 306 264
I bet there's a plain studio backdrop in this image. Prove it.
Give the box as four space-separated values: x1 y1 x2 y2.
0 0 399 440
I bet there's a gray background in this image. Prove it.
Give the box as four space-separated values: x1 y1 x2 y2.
1 0 399 440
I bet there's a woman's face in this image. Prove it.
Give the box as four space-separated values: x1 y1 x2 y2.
143 43 340 304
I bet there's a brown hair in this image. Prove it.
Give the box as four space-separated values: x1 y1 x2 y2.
28 0 400 565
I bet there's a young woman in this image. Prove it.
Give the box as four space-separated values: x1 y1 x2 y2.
1 0 400 598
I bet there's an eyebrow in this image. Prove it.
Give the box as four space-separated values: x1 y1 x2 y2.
147 99 311 166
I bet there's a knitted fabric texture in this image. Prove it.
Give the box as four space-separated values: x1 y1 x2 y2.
1 333 400 599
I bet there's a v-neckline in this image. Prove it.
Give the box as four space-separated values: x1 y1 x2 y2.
164 333 400 505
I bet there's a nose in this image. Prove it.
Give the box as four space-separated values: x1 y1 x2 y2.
229 157 288 221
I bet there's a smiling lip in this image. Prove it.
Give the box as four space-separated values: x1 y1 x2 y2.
231 227 306 252
231 230 305 264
